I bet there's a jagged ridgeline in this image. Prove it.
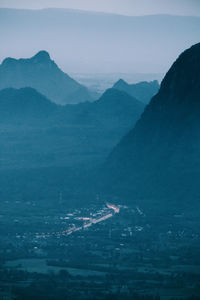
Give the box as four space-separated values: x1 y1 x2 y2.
0 51 93 104
113 79 159 104
104 43 200 207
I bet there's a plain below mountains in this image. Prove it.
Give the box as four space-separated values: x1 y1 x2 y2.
104 42 200 211
0 51 93 105
0 86 144 169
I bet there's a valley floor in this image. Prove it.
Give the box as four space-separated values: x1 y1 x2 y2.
1 201 200 299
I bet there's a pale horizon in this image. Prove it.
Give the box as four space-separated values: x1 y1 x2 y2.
0 0 200 17
0 0 200 74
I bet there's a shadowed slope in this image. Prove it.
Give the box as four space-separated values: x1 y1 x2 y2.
105 43 200 207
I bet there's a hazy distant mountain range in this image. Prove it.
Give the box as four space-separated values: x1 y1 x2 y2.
113 79 159 104
72 73 163 96
0 86 144 169
104 43 200 208
0 50 161 105
0 51 93 105
0 9 200 73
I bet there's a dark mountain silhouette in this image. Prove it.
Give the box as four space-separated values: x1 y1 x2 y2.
0 87 144 169
113 79 159 104
105 43 200 208
0 51 93 105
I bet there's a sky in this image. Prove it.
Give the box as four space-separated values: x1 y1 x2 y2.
0 0 199 74
0 0 200 16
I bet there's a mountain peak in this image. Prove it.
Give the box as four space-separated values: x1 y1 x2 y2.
0 51 93 105
114 79 128 87
160 42 200 99
31 50 51 63
2 57 17 66
113 78 159 104
98 88 144 108
1 51 51 66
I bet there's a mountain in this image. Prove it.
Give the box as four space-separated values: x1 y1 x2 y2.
86 88 145 129
104 43 200 208
0 9 200 73
0 87 58 124
113 79 159 104
0 87 144 169
0 51 93 105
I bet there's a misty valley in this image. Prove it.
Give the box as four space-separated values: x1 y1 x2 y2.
0 5 200 300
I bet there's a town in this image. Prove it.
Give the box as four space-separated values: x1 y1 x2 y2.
1 200 200 299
